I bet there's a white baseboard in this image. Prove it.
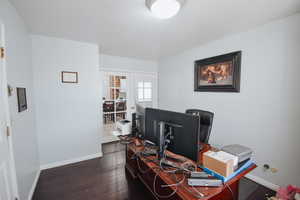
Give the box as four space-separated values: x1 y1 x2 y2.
40 152 103 170
28 169 41 200
245 174 280 191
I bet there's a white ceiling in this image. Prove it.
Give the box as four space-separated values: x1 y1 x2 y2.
10 0 300 60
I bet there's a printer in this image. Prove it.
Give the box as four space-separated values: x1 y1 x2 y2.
221 144 253 163
116 120 132 136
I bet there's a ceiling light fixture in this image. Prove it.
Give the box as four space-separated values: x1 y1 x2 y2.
146 0 184 19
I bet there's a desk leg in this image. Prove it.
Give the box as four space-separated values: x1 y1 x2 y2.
125 145 138 179
209 180 239 200
227 180 239 200
235 180 239 200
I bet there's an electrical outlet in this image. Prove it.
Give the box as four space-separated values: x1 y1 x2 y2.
270 168 278 173
263 164 278 173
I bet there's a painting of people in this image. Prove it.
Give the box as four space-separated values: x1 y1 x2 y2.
199 61 233 86
194 51 241 92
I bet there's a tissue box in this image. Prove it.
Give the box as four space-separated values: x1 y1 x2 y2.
203 151 238 177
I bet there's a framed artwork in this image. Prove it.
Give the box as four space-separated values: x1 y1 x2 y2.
194 51 241 92
61 71 78 83
17 87 27 112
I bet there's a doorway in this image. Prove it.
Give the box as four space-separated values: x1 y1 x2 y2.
100 70 157 143
102 72 130 142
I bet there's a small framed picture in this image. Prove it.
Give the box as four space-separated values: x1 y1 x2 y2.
17 87 27 112
194 51 241 92
61 71 78 83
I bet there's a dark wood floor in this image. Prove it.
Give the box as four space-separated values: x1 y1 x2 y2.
33 142 275 200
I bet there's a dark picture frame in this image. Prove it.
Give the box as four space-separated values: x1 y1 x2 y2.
17 87 27 112
194 51 241 92
61 71 78 83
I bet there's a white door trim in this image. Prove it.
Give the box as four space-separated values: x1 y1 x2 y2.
99 69 158 144
99 67 158 76
0 20 20 200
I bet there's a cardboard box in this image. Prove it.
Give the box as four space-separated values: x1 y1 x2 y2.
203 151 238 177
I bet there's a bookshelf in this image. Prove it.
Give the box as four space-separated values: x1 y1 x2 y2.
103 75 128 124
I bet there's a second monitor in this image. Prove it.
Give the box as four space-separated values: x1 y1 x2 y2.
145 108 201 162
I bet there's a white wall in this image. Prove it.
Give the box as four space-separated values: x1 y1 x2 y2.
100 54 158 73
158 13 300 187
31 35 102 167
0 0 40 199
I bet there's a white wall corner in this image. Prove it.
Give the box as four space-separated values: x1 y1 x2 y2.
245 174 280 191
27 169 41 200
40 152 103 171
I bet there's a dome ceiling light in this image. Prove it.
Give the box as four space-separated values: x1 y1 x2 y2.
146 0 185 19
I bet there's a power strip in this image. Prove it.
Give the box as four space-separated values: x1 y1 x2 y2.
190 171 210 178
188 177 222 187
160 160 181 169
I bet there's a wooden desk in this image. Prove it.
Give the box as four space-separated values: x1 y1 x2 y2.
125 139 256 200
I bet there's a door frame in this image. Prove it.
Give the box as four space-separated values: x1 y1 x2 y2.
99 68 158 143
99 67 158 76
100 67 158 109
100 70 132 143
100 67 158 107
0 20 20 200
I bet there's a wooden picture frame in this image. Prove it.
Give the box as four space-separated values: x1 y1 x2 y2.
17 87 27 112
61 71 78 83
194 51 241 92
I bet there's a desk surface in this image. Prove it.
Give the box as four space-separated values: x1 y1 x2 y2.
126 139 256 200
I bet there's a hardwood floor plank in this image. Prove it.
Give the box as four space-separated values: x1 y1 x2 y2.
33 142 275 200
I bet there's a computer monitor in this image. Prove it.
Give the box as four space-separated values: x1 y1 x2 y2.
145 108 200 162
134 103 146 138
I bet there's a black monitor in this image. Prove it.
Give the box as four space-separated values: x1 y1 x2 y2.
145 108 200 162
134 104 146 138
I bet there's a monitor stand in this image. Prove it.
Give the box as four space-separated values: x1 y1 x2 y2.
157 121 166 160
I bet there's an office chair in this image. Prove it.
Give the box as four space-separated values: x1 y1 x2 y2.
185 109 214 144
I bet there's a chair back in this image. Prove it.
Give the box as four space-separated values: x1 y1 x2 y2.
185 109 214 144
